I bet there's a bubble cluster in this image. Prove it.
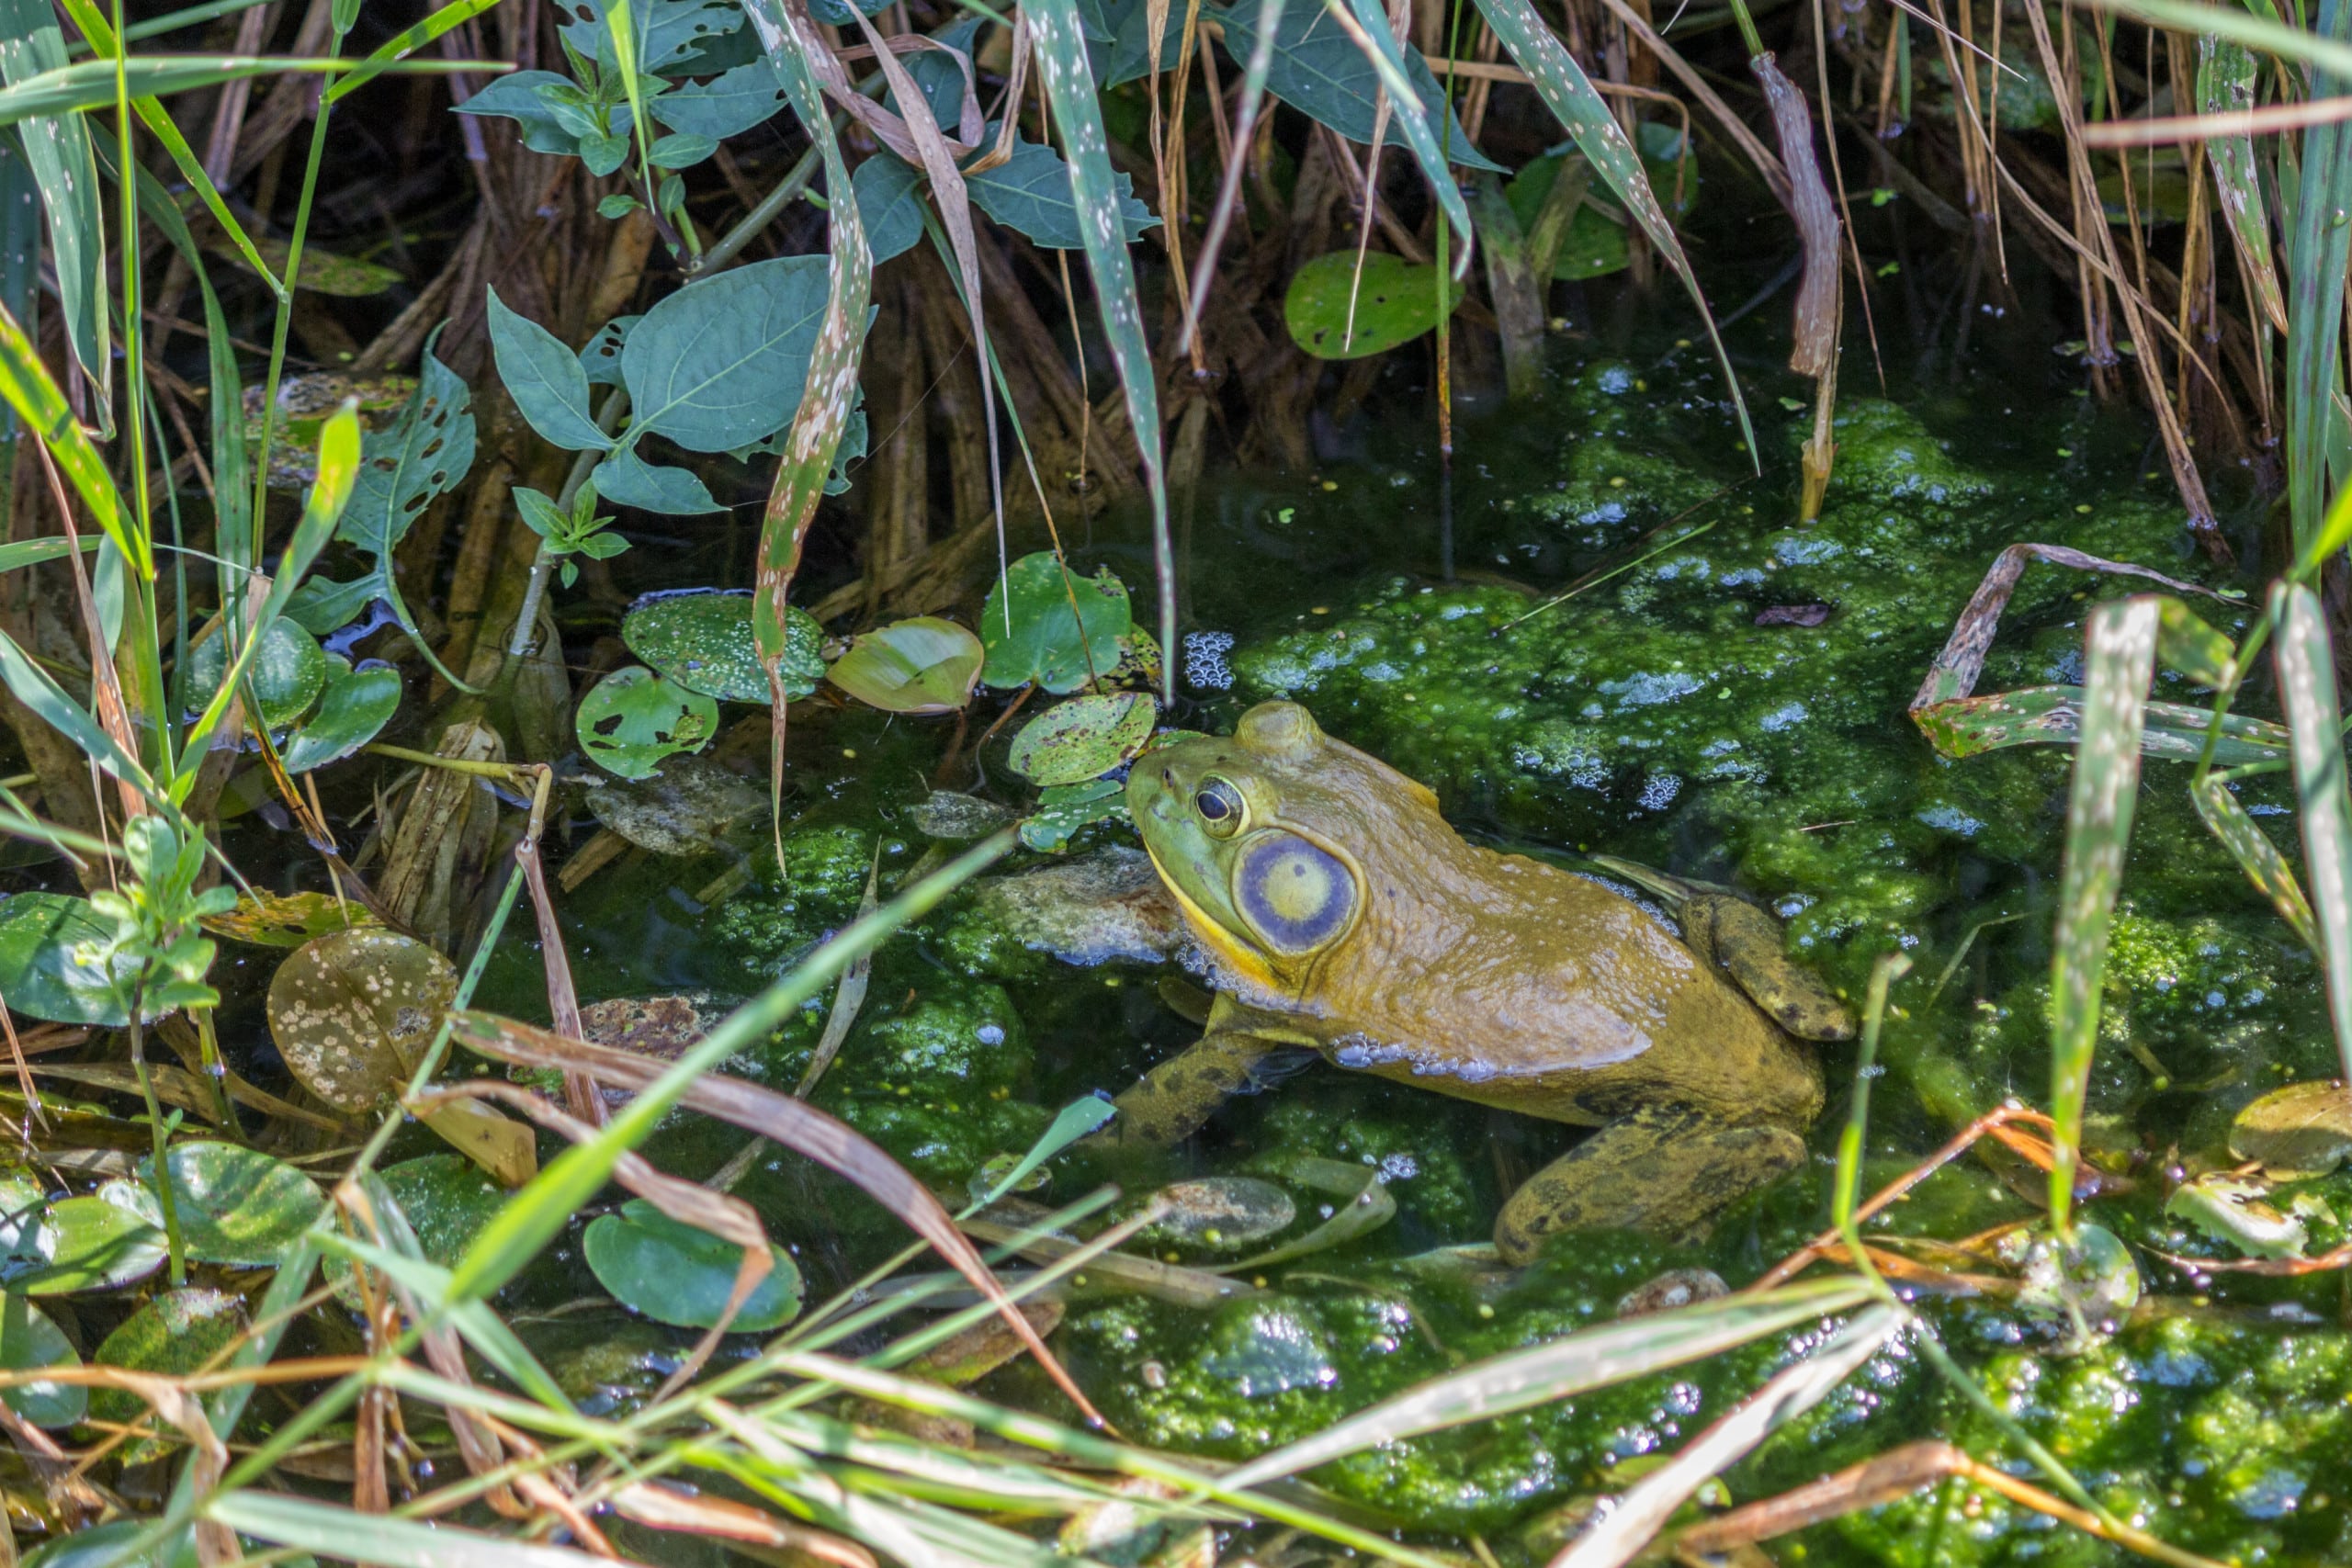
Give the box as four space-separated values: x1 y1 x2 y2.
1184 630 1236 691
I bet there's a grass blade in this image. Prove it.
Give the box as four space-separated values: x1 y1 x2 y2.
0 0 110 423
322 0 507 104
1178 0 1284 352
2199 36 2288 335
1324 0 1474 265
2191 773 2321 955
112 147 250 583
208 1492 616 1568
440 835 1011 1304
1222 1277 1876 1488
2272 581 2352 1077
1472 0 1753 457
173 403 359 779
53 0 286 294
741 0 871 776
0 626 156 800
2047 596 2158 1233
2282 0 2352 552
1024 0 1176 705
0 54 458 123
1555 1303 1906 1567
0 297 141 573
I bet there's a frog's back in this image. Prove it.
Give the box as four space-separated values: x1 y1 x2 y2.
1305 833 1823 1131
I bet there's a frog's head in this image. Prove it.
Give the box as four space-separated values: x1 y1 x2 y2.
1127 701 1443 995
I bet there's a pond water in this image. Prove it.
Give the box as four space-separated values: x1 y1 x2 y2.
275 293 2332 1564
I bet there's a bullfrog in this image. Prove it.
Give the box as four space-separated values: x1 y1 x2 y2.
1111 701 1852 1263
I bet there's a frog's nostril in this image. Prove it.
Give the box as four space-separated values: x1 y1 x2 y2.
1161 768 1174 787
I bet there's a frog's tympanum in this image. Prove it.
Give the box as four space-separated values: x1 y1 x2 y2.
1115 701 1852 1264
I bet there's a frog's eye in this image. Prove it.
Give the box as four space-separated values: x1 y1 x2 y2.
1193 777 1246 838
1233 831 1358 955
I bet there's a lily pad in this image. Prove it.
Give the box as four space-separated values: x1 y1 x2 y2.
582 1198 802 1332
201 889 380 949
2166 1173 2307 1260
0 1173 46 1276
0 892 138 1025
325 1155 508 1311
576 665 721 781
2230 1079 2352 1179
266 930 458 1112
1007 692 1159 786
0 1294 83 1427
90 1288 248 1462
582 753 767 855
827 616 984 714
383 1155 509 1264
979 554 1132 694
280 660 401 773
16 1193 165 1295
1283 251 1464 361
186 617 330 730
2003 1221 2142 1326
1019 778 1126 852
143 1142 325 1267
623 590 824 704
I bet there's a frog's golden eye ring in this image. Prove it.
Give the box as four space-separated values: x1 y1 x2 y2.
1193 777 1247 838
1232 830 1358 955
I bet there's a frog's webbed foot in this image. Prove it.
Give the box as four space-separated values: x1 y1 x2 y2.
1493 1107 1808 1265
1588 855 1855 1042
1093 1029 1305 1146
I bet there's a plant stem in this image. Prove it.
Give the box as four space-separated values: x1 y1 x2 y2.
127 996 187 1287
689 129 832 277
505 391 630 662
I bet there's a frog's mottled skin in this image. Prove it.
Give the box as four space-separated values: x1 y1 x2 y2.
1117 701 1839 1262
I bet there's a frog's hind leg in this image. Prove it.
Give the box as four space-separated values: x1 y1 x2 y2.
1493 1108 1808 1265
1101 1030 1303 1145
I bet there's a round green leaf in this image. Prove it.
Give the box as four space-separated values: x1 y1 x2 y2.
978 553 1133 694
625 590 822 704
325 1155 507 1310
1283 251 1464 361
201 888 380 949
91 1288 247 1461
576 666 721 780
143 1142 326 1267
1017 777 1125 852
0 1172 48 1276
187 618 330 729
379 1155 506 1266
1007 693 1159 785
17 1193 164 1295
0 893 137 1025
582 1198 802 1332
266 930 458 1112
0 1295 83 1427
828 616 984 714
2231 1079 2352 1179
280 661 401 773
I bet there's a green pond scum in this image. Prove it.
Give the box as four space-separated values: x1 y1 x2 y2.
486 356 2352 1565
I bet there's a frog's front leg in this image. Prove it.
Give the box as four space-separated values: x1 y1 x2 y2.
1492 1107 1808 1264
1102 1028 1293 1145
1589 855 1854 1042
